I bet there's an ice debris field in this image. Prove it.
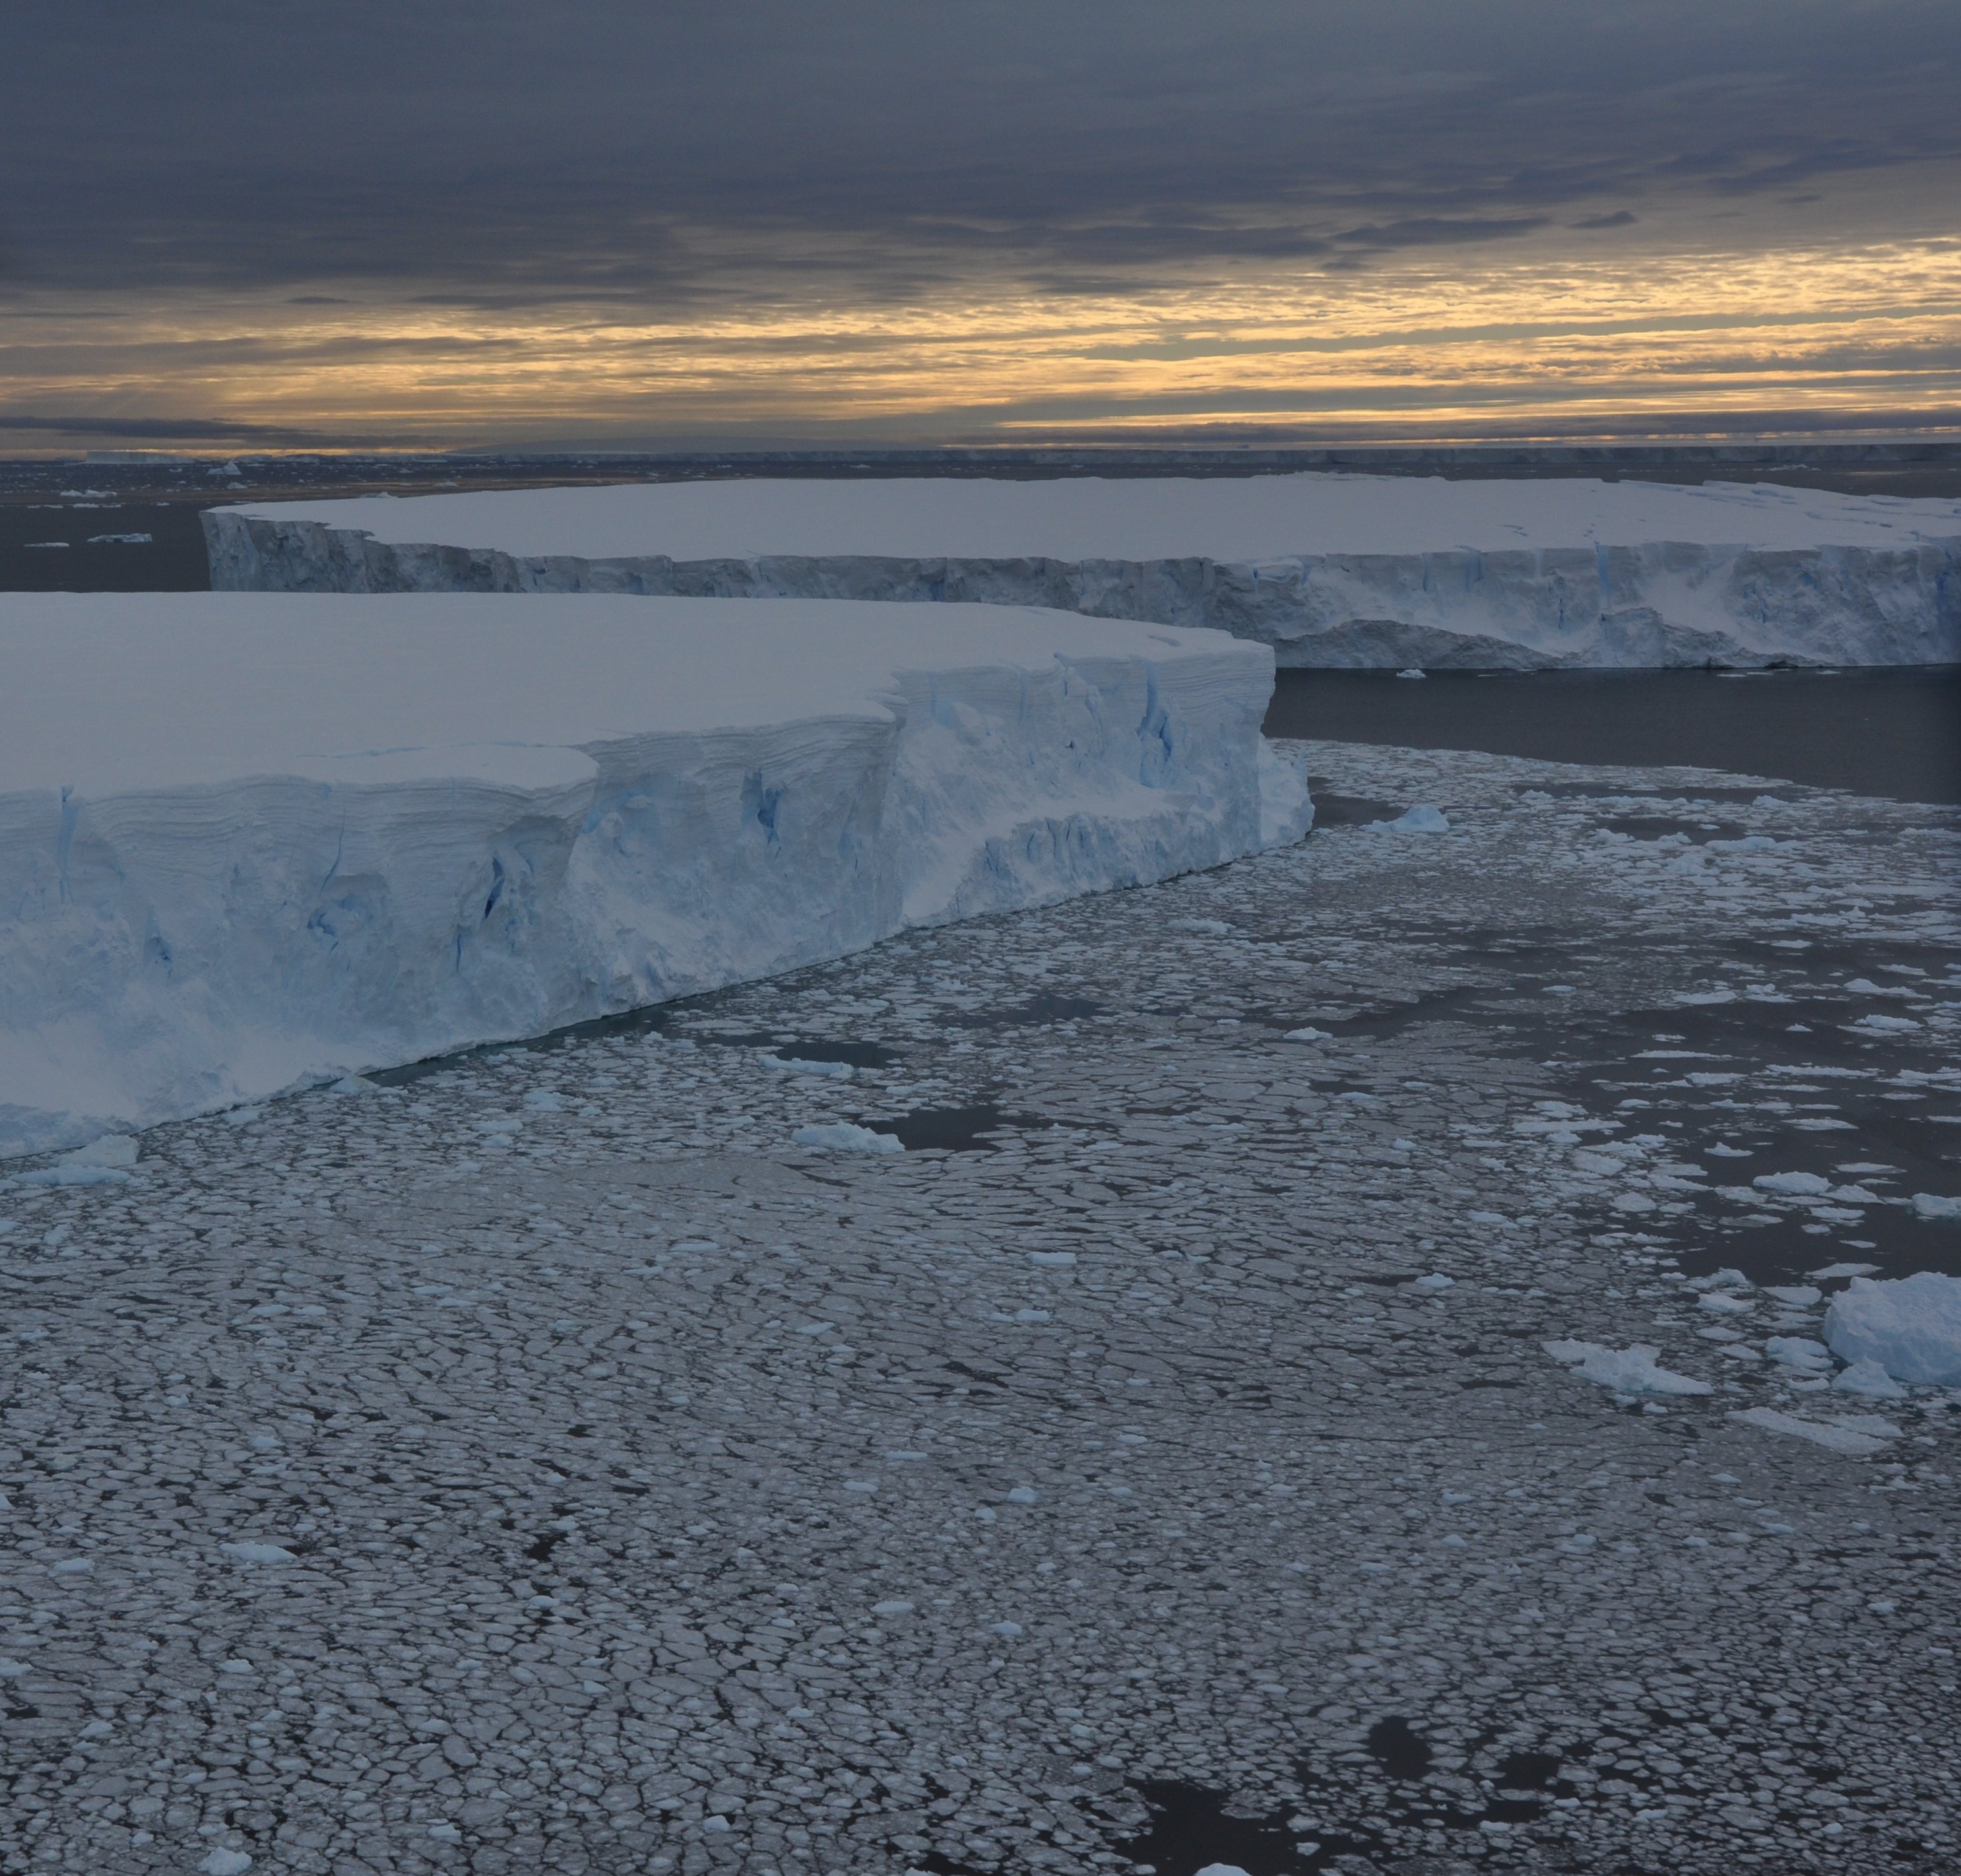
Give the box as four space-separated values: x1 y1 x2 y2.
5 736 1960 1876
0 592 1307 1157
206 472 1961 670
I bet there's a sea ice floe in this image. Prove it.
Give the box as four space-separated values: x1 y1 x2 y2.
790 1123 903 1154
1832 1360 1909 1400
1373 804 1450 833
768 1056 854 1079
1824 1272 1961 1386
1753 1171 1832 1196
1912 1192 1961 1221
1543 1342 1713 1396
1764 1337 1833 1372
1731 1407 1904 1457
219 1542 299 1565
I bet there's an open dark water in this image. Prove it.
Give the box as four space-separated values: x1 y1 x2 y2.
1266 667 1961 806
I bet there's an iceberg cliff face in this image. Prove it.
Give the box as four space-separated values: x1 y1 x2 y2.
0 593 1308 1158
205 474 1961 669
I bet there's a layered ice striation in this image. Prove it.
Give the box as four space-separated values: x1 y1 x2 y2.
206 473 1961 670
0 593 1308 1157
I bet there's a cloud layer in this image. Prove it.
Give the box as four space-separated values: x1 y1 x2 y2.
4 1 1958 443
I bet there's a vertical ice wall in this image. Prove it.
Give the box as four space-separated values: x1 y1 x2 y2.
0 593 1310 1156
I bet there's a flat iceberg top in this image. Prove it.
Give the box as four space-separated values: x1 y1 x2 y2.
217 473 1961 562
0 592 1260 794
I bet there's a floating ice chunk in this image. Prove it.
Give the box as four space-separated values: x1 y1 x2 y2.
1027 1250 1077 1267
1764 1336 1832 1372
1698 1293 1753 1316
1412 1273 1454 1291
871 1600 915 1617
1764 1285 1822 1306
1373 804 1450 833
1005 1486 1040 1505
1754 1171 1831 1196
1708 1142 1751 1157
1912 1192 1961 1222
219 1542 298 1565
792 1122 901 1153
11 1131 142 1187
1167 917 1233 936
988 1621 1023 1637
769 1056 854 1079
1851 1014 1920 1033
49 1557 94 1576
1824 1272 1961 1385
522 1089 565 1110
1811 1261 1880 1279
88 532 154 546
1395 668 1427 679
1832 1359 1908 1400
1543 1342 1713 1396
1197 1866 1256 1876
200 1853 253 1876
1731 1407 1903 1456
428 1824 462 1843
1282 1026 1332 1043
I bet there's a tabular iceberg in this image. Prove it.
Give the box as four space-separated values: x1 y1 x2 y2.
205 473 1961 670
0 593 1308 1158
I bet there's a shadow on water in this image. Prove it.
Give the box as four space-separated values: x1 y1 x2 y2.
942 992 1108 1029
1303 783 1404 829
884 1104 1064 1152
1270 668 1961 806
368 1000 903 1087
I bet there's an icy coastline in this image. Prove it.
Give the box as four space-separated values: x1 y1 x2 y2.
0 593 1308 1157
206 473 1961 670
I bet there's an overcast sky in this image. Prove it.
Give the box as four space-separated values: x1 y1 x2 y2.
4 1 1958 448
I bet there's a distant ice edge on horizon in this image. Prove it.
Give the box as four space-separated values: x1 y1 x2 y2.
0 594 1312 1161
205 474 1961 670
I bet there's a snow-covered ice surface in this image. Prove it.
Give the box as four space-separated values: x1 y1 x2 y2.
206 473 1961 670
0 593 1305 1159
3 738 1958 1875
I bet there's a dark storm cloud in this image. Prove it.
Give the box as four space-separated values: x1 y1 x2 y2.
2 0 1956 309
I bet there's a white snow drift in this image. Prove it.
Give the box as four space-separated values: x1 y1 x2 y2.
205 473 1961 669
0 592 1309 1158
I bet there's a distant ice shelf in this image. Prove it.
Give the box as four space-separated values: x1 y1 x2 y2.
0 593 1308 1158
205 473 1961 670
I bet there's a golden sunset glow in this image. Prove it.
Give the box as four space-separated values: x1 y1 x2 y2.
7 235 1959 450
